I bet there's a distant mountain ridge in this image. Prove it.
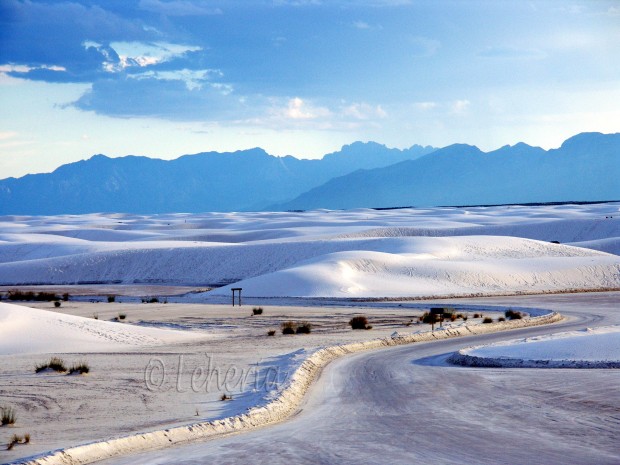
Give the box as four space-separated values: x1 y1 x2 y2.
0 142 434 214
0 133 618 215
273 132 620 211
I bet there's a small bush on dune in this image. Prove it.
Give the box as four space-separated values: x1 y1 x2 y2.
296 322 312 334
107 295 116 303
1 406 16 426
267 329 276 336
281 321 296 335
473 313 481 319
498 317 506 322
482 317 493 324
220 393 232 401
350 316 370 330
69 361 90 375
118 313 127 320
54 301 61 308
62 293 69 301
252 307 263 315
7 433 30 450
35 357 67 373
505 309 523 320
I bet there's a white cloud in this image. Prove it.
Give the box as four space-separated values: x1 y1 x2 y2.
83 41 202 73
0 64 67 74
0 131 18 140
138 0 222 16
451 100 470 114
414 101 437 111
285 97 331 120
341 102 387 120
128 69 224 91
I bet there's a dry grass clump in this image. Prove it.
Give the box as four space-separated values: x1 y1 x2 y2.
281 321 296 335
252 307 263 315
349 316 371 330
505 309 523 320
267 329 276 336
7 433 30 450
296 322 312 334
35 357 67 373
482 317 494 324
1 406 16 426
68 361 90 375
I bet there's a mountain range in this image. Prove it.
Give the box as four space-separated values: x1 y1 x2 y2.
0 132 618 214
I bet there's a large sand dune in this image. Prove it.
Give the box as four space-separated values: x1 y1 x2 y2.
0 203 619 297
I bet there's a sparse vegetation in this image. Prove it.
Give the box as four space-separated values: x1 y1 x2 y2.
141 297 159 303
267 329 276 336
68 361 90 375
93 313 99 320
54 300 61 308
252 307 263 315
281 321 296 335
296 322 312 334
107 295 116 303
118 313 127 320
422 311 443 330
7 433 29 450
62 293 69 301
7 290 60 301
498 317 506 322
505 309 523 320
35 357 67 373
220 393 232 401
349 315 371 330
1 406 16 426
473 313 481 319
482 317 494 324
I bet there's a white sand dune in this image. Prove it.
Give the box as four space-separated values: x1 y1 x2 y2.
0 203 618 297
210 236 620 297
0 302 201 355
451 325 620 368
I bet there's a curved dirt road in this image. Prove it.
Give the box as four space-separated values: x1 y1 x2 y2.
101 293 620 465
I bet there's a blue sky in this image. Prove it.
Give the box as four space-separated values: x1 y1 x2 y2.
1 0 619 177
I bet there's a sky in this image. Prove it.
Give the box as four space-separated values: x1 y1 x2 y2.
1 0 619 178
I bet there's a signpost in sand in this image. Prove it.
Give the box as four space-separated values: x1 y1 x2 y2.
232 288 242 306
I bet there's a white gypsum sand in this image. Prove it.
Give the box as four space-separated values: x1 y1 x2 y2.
0 203 618 294
449 325 620 368
16 304 562 465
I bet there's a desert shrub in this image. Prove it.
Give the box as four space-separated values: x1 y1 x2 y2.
365 325 373 330
473 313 481 319
1 406 16 426
69 361 90 375
505 309 523 320
349 316 369 330
36 357 67 373
296 322 312 334
281 321 296 335
449 313 457 322
62 293 69 301
54 301 61 308
6 433 29 450
220 393 232 401
462 315 468 321
482 317 493 324
498 317 506 322
93 313 99 320
252 307 263 315
107 295 116 303
118 313 127 320
455 313 465 319
267 329 276 336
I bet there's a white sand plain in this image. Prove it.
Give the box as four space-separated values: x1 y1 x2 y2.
1 203 619 463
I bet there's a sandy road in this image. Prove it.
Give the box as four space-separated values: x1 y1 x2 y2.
98 293 620 465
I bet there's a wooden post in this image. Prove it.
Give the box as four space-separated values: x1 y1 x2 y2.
231 288 242 306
